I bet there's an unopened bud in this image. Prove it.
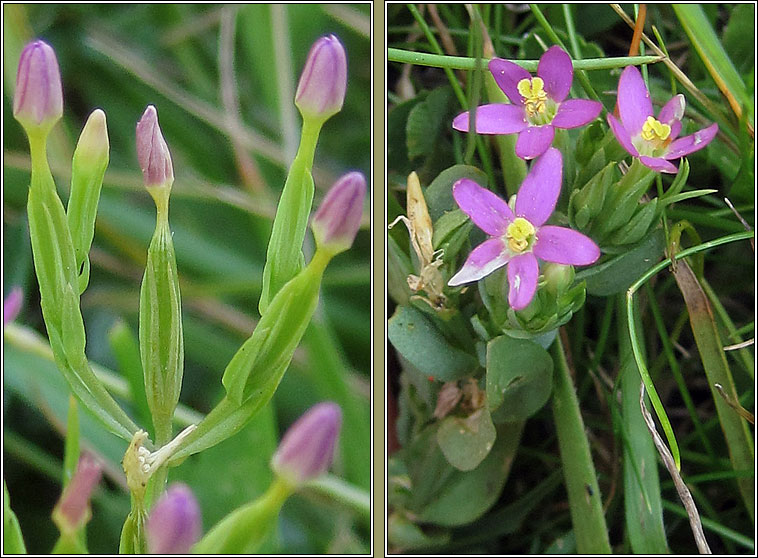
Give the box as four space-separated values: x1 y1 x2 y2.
74 109 109 164
3 287 24 325
311 171 366 254
136 105 174 188
271 402 342 487
295 35 347 122
542 262 575 296
52 453 103 533
13 40 63 132
146 483 201 555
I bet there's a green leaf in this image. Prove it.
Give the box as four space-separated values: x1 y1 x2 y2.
387 234 414 306
3 482 27 554
486 335 554 422
436 407 496 471
577 228 665 296
139 216 184 443
406 422 524 526
425 165 488 221
406 87 453 160
388 305 478 382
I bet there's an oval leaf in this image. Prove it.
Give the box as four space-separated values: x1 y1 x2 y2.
486 335 554 422
436 407 496 471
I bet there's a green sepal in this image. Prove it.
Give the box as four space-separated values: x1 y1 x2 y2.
118 508 147 554
67 117 109 294
3 481 27 554
607 199 658 246
192 478 291 554
51 533 88 554
26 137 137 441
225 250 328 405
596 160 656 239
259 118 321 315
139 211 184 444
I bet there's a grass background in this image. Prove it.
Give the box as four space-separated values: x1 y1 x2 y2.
3 3 371 554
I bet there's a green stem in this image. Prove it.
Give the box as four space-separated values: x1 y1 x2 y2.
387 48 660 71
550 335 611 554
306 475 370 519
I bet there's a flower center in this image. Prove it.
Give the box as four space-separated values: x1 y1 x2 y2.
506 217 536 253
640 116 671 142
517 77 548 118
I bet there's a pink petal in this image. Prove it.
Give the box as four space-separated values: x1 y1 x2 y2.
507 253 539 310
489 58 531 105
533 225 600 265
514 147 563 226
448 238 510 286
537 46 573 103
658 94 685 125
552 99 603 129
618 65 653 135
515 125 555 160
451 104 528 134
664 123 719 159
452 178 514 236
639 156 678 173
607 113 639 157
669 120 682 141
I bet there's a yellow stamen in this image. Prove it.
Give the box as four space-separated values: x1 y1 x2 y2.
640 116 671 142
517 77 548 117
506 217 536 253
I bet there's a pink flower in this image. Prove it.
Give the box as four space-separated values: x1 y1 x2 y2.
146 483 201 554
295 35 348 121
311 171 366 254
53 453 103 533
607 66 718 173
3 287 23 325
271 402 342 487
13 40 63 130
136 105 174 187
452 46 602 160
448 148 600 310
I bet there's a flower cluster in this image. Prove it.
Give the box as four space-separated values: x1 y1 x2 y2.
448 46 719 310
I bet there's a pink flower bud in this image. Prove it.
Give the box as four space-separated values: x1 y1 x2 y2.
53 453 103 533
13 40 63 130
295 35 347 121
3 287 23 325
311 172 366 254
271 402 342 487
146 483 202 555
136 105 174 187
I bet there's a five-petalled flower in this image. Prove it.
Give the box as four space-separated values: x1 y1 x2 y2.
607 65 718 173
448 148 600 310
452 46 602 160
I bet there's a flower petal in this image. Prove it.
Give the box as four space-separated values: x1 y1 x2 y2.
514 147 562 226
448 238 510 286
537 46 573 103
607 113 639 157
669 120 682 141
658 94 685 125
618 65 653 135
664 123 719 159
489 58 531 105
451 104 527 134
639 156 678 173
507 253 539 310
533 225 600 265
552 99 603 129
515 125 555 160
452 178 514 236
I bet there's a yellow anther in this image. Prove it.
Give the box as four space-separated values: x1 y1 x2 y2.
640 116 671 142
506 217 536 253
517 77 548 117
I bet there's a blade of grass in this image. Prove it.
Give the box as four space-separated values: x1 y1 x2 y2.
550 334 611 554
670 259 754 520
617 295 669 553
672 4 753 130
